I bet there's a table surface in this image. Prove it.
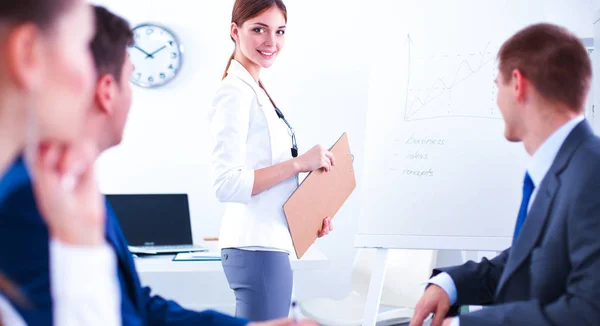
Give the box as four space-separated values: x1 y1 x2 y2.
134 243 329 273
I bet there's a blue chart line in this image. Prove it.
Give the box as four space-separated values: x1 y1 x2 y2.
403 35 501 122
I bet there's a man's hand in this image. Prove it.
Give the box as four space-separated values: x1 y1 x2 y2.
248 317 319 326
410 284 451 326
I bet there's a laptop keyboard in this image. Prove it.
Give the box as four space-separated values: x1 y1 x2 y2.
129 245 208 254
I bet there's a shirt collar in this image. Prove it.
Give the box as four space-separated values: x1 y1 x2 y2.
226 59 267 106
527 115 585 187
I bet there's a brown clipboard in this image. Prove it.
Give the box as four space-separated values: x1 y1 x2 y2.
283 132 356 259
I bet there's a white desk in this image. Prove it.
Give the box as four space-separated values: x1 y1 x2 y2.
134 244 330 313
135 245 329 273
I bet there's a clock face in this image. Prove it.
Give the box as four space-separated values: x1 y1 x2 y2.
129 23 183 88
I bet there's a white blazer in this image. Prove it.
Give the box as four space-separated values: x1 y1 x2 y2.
208 59 297 254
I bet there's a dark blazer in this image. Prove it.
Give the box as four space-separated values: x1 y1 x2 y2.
0 157 249 326
434 120 600 325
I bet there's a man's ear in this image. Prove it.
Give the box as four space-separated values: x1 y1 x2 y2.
94 73 117 115
512 68 528 104
6 23 44 90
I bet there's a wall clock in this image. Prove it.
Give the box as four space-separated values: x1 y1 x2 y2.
129 23 183 88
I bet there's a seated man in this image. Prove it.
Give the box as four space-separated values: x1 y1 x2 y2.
410 23 600 326
0 5 314 326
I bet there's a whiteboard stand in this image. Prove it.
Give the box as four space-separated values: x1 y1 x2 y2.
362 248 389 326
462 250 478 263
360 248 501 326
356 236 511 326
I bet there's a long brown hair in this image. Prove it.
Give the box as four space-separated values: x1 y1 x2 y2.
222 0 287 80
0 0 74 320
0 0 76 29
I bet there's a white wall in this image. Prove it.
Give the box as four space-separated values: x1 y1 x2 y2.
93 0 369 308
91 0 600 312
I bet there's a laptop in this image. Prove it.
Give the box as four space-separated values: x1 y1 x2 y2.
105 193 207 254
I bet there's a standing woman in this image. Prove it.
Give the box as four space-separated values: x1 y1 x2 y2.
209 0 334 321
0 0 120 325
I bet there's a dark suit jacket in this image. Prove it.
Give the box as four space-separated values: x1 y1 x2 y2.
0 157 249 326
434 120 600 325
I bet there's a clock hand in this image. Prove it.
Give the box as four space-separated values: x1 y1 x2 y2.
146 45 167 59
133 45 154 58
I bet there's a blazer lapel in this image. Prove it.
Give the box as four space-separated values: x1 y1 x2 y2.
226 60 266 107
495 174 559 295
105 205 145 313
227 60 281 162
495 120 593 296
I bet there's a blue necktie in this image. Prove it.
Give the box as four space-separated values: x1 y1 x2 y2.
513 172 535 246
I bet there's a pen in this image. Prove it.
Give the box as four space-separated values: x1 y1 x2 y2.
291 300 301 323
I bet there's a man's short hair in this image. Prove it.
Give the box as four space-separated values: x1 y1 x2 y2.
498 23 592 112
90 6 133 84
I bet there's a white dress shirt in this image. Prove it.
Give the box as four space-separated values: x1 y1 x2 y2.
0 240 120 326
209 59 298 255
0 295 25 326
429 115 585 326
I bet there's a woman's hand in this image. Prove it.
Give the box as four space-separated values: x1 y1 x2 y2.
28 141 106 246
295 145 335 173
318 217 333 238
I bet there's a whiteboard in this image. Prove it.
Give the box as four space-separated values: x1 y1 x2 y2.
356 0 546 251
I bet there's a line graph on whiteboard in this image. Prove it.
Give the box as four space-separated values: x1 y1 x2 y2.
403 34 502 122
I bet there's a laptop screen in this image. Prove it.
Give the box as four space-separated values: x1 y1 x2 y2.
105 193 193 246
